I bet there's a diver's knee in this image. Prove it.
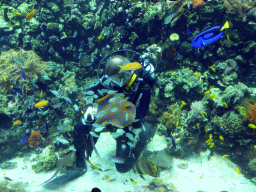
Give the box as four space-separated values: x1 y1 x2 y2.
74 121 91 135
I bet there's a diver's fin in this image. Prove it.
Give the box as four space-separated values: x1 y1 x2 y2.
220 21 229 31
39 167 61 186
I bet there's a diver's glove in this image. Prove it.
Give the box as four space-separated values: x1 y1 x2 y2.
83 104 97 123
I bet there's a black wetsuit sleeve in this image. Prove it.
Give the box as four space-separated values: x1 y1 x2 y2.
135 85 152 120
133 68 155 120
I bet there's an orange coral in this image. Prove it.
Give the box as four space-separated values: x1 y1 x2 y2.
192 0 205 8
245 103 256 124
28 131 43 148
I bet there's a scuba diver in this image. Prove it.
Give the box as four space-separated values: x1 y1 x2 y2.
44 50 157 188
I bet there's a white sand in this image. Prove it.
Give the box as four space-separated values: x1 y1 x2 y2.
1 133 256 192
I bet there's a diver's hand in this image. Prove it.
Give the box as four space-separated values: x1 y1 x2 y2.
84 104 97 122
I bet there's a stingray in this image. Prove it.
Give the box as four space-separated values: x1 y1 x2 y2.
40 150 75 186
91 93 136 160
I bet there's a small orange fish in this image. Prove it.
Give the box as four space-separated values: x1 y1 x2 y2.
35 100 49 108
118 62 142 73
26 6 36 21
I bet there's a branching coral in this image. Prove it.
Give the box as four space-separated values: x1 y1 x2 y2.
28 131 43 148
224 0 256 21
245 103 256 124
0 48 49 95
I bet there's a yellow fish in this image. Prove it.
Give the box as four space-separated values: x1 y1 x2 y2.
204 90 210 96
235 167 240 174
3 75 7 83
248 21 256 25
40 90 43 98
85 159 102 171
222 154 229 158
81 110 84 114
210 68 216 73
227 34 230 41
13 120 22 126
254 145 256 150
248 124 256 129
194 73 200 77
199 174 204 179
118 62 142 73
209 143 215 148
209 94 215 100
35 100 49 108
14 12 23 16
224 102 228 108
26 6 36 21
209 134 213 140
124 179 137 185
180 101 186 109
97 35 103 40
219 135 224 141
220 21 229 32
205 138 213 144
176 121 179 127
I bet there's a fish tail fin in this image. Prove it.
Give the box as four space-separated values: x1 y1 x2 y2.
220 21 229 31
118 65 124 73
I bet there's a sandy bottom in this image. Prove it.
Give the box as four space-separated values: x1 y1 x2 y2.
1 133 256 192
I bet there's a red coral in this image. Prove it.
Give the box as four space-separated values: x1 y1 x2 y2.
192 0 205 8
28 131 43 148
245 103 256 124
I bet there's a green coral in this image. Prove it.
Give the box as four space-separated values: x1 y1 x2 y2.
222 82 249 104
211 111 246 136
214 59 238 86
160 68 206 100
161 105 181 131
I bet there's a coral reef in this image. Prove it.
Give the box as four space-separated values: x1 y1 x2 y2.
0 49 50 95
224 0 256 21
161 105 182 131
1 0 256 186
211 111 246 136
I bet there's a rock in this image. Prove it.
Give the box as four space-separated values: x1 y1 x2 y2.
46 22 63 32
0 19 12 32
47 2 60 13
248 157 256 174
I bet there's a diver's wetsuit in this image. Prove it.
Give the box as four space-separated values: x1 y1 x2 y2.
74 67 156 173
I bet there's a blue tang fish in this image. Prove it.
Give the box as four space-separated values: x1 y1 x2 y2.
21 68 25 79
20 132 31 143
191 21 229 48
